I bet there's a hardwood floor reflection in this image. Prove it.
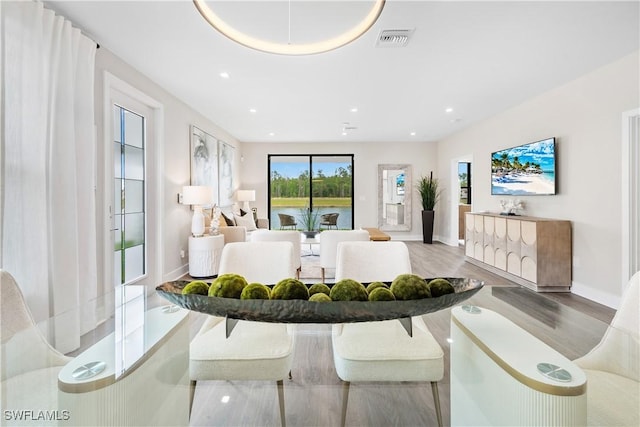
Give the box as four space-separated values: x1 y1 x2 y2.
189 242 615 427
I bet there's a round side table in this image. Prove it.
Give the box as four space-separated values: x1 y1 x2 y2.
188 234 224 278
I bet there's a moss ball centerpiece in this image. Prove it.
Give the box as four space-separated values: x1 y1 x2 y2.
366 281 389 294
182 280 210 296
368 287 396 301
308 283 331 297
390 274 431 300
241 283 271 300
271 278 309 300
330 279 368 301
208 273 248 298
309 293 332 302
427 278 455 297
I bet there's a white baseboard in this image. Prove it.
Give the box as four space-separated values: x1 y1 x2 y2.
570 280 621 309
164 265 189 282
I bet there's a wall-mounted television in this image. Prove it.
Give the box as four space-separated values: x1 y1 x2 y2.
491 137 556 195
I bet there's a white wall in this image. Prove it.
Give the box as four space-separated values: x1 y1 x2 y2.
240 141 438 240
436 51 639 308
93 48 241 286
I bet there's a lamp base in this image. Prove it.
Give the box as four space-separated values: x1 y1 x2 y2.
192 206 205 237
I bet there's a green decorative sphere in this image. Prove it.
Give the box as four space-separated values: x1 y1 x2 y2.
309 293 332 302
208 273 248 298
182 280 209 295
368 287 396 301
390 274 431 300
240 283 271 300
329 279 368 301
308 283 331 297
271 278 309 300
427 278 455 297
366 281 389 294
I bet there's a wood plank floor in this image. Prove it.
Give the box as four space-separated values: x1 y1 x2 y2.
188 241 615 427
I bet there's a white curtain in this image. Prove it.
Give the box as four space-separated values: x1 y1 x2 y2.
2 1 98 354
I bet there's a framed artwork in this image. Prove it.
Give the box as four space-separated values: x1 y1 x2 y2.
218 140 235 207
190 125 218 207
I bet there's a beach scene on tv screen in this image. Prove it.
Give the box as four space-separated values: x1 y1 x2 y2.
491 138 556 195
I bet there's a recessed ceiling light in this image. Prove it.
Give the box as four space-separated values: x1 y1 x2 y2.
269 132 275 136
410 132 416 136
249 108 257 113
219 72 230 79
445 107 454 113
342 132 348 136
350 107 358 113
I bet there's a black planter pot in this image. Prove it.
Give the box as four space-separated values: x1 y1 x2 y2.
302 231 319 238
422 210 435 244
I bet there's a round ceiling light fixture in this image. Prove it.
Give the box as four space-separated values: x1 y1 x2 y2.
193 0 386 55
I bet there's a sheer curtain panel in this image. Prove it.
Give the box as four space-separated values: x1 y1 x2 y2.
2 1 98 353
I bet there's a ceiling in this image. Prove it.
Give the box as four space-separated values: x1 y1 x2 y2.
45 1 639 144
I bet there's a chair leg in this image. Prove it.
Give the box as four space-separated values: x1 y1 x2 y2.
288 370 292 380
189 380 196 419
430 381 443 427
340 381 350 427
321 267 325 283
277 379 286 427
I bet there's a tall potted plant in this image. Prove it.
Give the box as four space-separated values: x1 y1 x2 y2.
417 172 442 244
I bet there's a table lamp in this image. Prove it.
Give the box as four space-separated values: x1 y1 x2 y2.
182 186 214 237
237 190 255 212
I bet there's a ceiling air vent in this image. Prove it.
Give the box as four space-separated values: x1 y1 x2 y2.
376 29 414 48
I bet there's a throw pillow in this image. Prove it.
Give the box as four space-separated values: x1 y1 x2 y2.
221 212 235 226
234 212 257 231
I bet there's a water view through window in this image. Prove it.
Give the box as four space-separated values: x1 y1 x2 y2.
268 155 354 231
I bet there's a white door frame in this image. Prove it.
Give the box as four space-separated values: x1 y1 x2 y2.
621 108 639 288
103 72 164 292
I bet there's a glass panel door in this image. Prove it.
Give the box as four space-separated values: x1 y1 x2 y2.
268 155 353 231
113 105 146 285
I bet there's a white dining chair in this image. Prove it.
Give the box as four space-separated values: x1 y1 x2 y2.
189 241 296 427
250 229 302 278
319 230 369 282
330 242 445 427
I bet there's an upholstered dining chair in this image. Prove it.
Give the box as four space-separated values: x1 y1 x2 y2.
1 270 72 418
250 230 302 279
573 271 639 426
319 212 339 229
330 242 445 427
319 230 369 282
278 213 297 230
189 242 296 427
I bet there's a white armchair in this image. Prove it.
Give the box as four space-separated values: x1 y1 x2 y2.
189 242 296 427
1 270 72 421
319 230 369 282
330 242 444 427
573 271 639 426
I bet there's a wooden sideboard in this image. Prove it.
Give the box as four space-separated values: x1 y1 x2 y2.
464 213 572 292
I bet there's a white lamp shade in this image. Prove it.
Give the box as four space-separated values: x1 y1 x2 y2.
182 186 214 206
236 190 256 202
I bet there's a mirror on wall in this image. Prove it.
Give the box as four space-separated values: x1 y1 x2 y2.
378 164 412 231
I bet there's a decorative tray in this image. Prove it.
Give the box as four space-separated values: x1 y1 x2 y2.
156 277 484 324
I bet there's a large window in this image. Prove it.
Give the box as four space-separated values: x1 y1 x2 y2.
268 155 354 230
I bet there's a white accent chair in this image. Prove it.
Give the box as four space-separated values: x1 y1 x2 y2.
0 270 72 422
189 242 296 427
319 230 369 282
573 271 639 426
250 229 302 279
330 242 444 427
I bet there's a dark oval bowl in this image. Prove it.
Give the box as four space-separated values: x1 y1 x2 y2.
156 278 483 323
